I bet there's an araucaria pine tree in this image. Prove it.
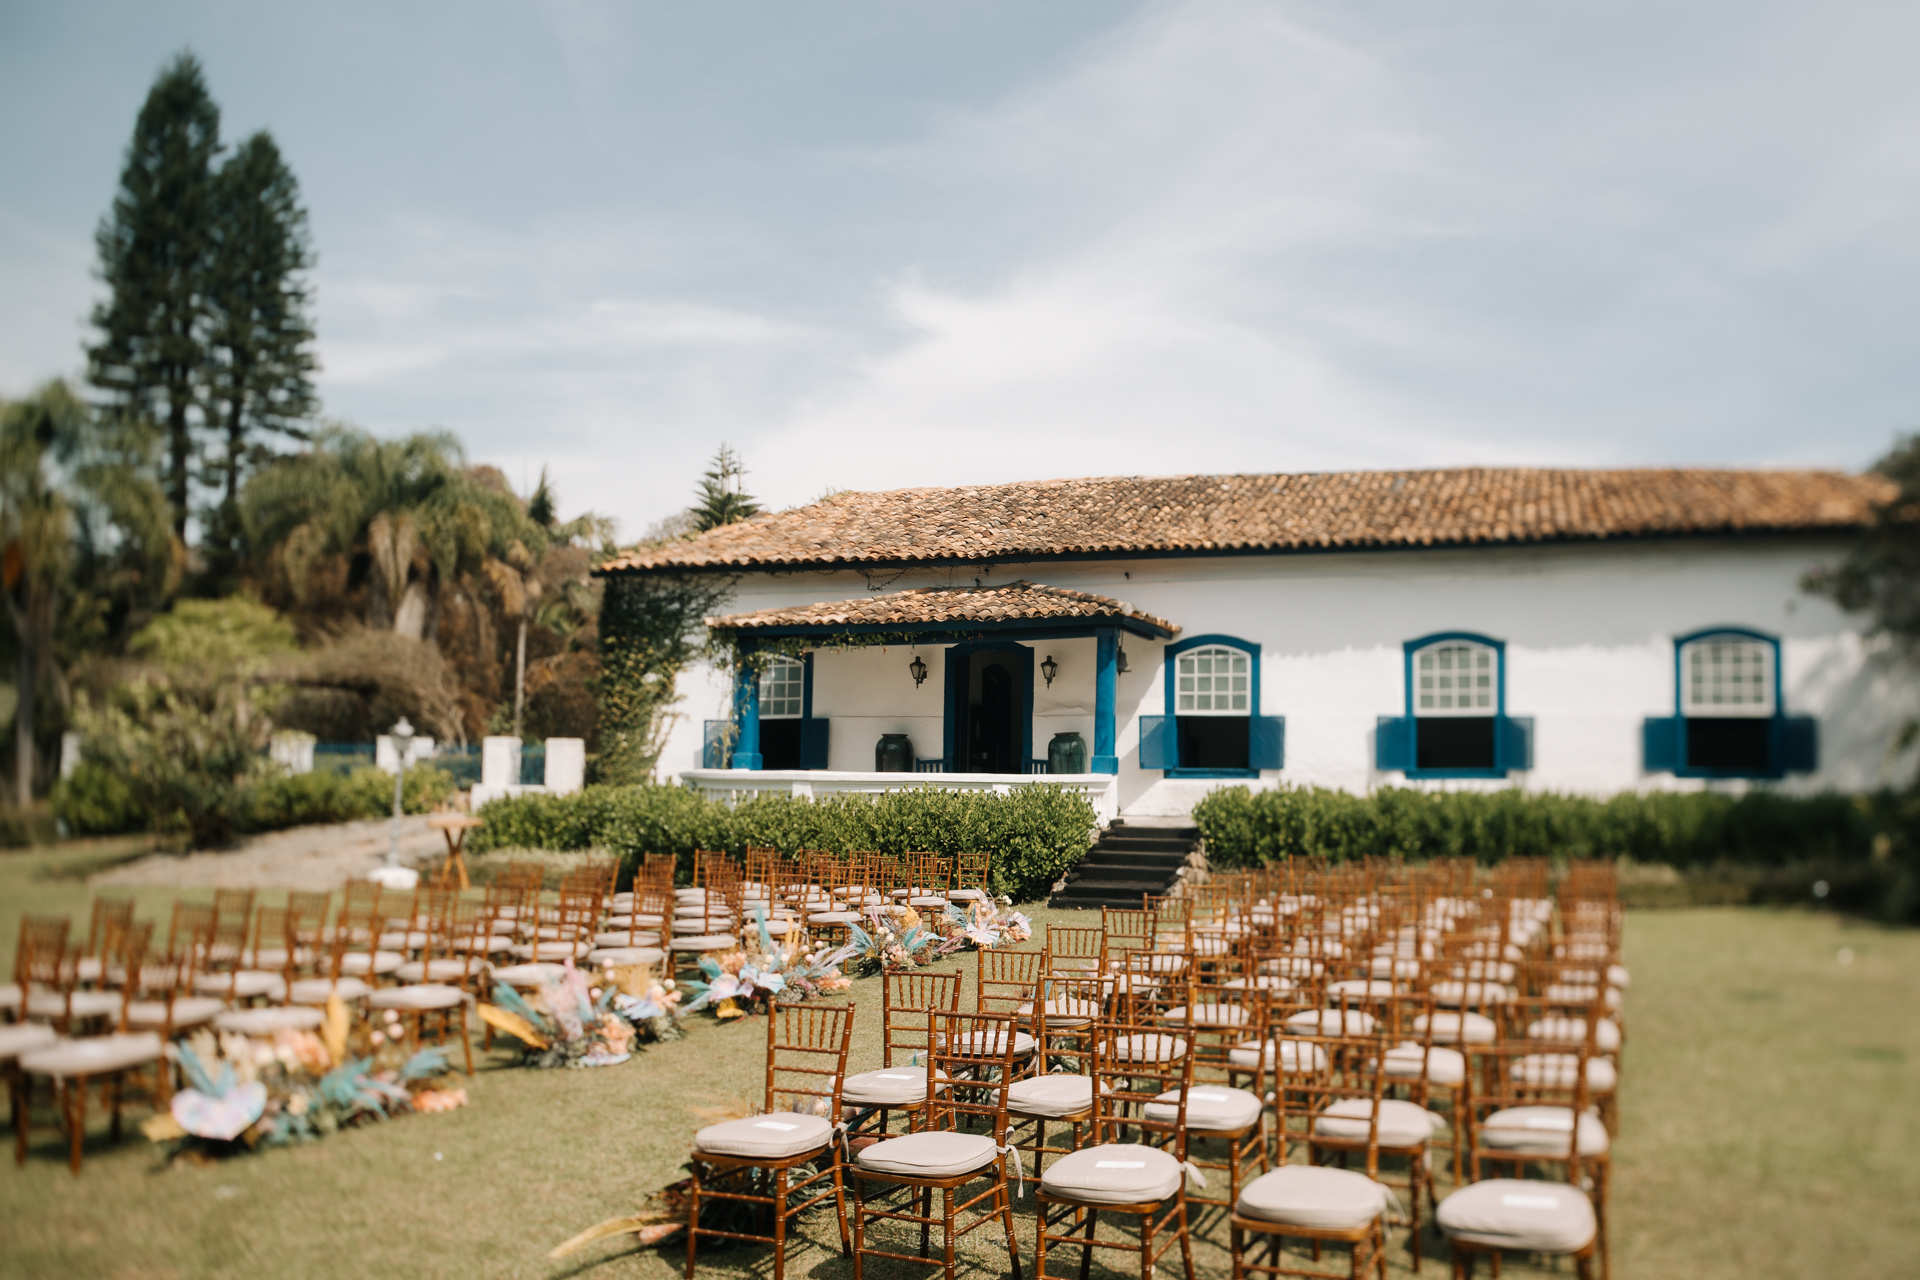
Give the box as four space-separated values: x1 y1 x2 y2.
87 52 222 541
203 130 317 582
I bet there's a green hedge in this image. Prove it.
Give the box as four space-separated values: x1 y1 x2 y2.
469 783 1100 902
1191 784 1878 868
54 763 457 841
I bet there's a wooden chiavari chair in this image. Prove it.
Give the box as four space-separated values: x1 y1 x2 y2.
685 1000 856 1280
849 1009 1024 1280
843 969 962 1137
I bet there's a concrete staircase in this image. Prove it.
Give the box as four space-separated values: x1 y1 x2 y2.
1048 819 1201 911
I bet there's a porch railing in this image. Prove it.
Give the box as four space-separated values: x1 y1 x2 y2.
680 768 1119 825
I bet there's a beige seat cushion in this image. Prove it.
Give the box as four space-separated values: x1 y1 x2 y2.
25 989 125 1020
1162 1004 1252 1029
672 918 736 935
377 930 431 950
367 983 464 1011
857 1130 998 1180
1607 964 1629 989
946 888 989 902
1229 1039 1327 1074
604 915 666 930
193 969 288 1001
695 1112 833 1160
593 931 663 949
1382 1043 1466 1086
124 996 226 1028
841 1067 932 1107
511 940 589 961
491 963 565 988
1525 1017 1622 1053
287 978 373 1005
397 958 476 984
1413 1011 1497 1045
0 1022 58 1062
1258 957 1323 979
0 982 20 1011
1436 1179 1596 1254
1369 958 1423 979
1431 981 1514 1008
338 950 406 977
1511 1054 1617 1092
1126 954 1187 975
947 1030 1036 1059
588 947 666 969
907 895 950 909
1146 1084 1262 1131
1017 998 1101 1029
1111 1033 1186 1063
806 911 863 926
1326 979 1396 1000
214 1006 324 1035
21 1032 163 1078
1222 975 1294 994
1236 1165 1392 1231
1478 1107 1609 1157
1312 1098 1445 1148
668 934 738 952
1285 1009 1377 1037
1008 1073 1096 1119
1040 1143 1183 1205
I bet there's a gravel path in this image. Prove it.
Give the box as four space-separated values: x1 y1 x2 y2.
90 815 452 892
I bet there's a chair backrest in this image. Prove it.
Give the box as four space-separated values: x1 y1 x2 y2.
975 947 1043 1018
1101 906 1152 957
1089 1017 1194 1154
1280 1035 1387 1178
83 897 135 969
286 890 332 948
951 851 989 893
882 969 963 1067
1464 1018 1599 1185
17 914 72 989
248 905 292 972
109 920 155 1027
213 888 255 933
1044 924 1105 977
764 1000 856 1117
926 1010 1018 1142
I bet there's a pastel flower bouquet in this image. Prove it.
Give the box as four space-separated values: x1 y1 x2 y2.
480 959 681 1068
146 1012 464 1158
679 909 853 1017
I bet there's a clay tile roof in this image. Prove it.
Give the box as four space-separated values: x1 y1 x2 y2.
601 467 1892 573
706 581 1179 637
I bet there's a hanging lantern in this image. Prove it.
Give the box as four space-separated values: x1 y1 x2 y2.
909 654 928 688
1041 654 1059 687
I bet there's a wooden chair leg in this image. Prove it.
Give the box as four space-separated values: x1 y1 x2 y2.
67 1076 86 1175
771 1166 789 1280
1078 1207 1097 1280
683 1162 701 1280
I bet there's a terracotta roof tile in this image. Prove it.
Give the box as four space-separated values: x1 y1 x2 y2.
707 581 1179 636
602 467 1890 572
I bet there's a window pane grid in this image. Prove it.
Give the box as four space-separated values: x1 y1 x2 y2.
758 657 804 719
1176 646 1251 715
1682 637 1774 717
1414 641 1496 716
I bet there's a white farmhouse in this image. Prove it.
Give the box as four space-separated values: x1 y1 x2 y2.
598 467 1902 820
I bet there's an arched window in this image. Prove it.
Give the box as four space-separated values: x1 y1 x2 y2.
1376 633 1529 777
1643 628 1813 778
1141 635 1283 776
1679 634 1773 718
1176 644 1251 715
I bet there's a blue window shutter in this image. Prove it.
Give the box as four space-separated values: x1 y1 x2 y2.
702 720 731 769
1498 715 1534 772
1376 716 1415 771
799 718 831 769
1139 715 1177 769
1774 716 1818 774
1249 716 1285 770
1642 716 1682 773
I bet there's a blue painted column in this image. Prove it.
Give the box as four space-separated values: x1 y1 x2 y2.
732 640 763 770
1093 627 1119 774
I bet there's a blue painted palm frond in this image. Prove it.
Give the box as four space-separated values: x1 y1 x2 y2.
844 920 875 955
399 1048 450 1082
754 906 774 954
490 982 549 1032
698 954 723 980
170 1042 221 1096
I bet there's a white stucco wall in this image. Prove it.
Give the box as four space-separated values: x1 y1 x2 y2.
655 536 1917 814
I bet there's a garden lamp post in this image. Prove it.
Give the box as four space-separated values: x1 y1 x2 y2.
387 716 415 868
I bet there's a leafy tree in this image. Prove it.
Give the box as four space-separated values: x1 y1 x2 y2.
0 386 78 805
88 52 222 539
1805 436 1920 644
203 130 317 583
690 444 760 532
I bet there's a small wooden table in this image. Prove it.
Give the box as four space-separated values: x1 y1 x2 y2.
428 813 484 890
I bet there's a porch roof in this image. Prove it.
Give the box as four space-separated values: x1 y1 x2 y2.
705 580 1180 639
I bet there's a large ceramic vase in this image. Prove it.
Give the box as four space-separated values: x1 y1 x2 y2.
875 733 913 772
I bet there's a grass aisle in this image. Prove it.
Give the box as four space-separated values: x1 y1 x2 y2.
3 868 1916 1278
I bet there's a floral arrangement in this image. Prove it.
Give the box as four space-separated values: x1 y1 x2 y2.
680 910 853 1017
480 959 680 1068
844 904 959 976
145 1008 464 1158
940 896 1033 949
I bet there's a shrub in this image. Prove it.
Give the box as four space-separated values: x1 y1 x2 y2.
240 764 456 831
469 783 1099 902
53 760 145 836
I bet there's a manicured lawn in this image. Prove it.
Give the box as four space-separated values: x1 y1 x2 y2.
3 844 1917 1279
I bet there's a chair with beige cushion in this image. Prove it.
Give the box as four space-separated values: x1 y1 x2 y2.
841 969 961 1138
1033 1018 1196 1280
1006 976 1110 1181
1165 954 1268 1223
1304 1035 1444 1272
1230 1038 1396 1280
850 1009 1023 1280
18 915 122 1035
1436 1178 1598 1279
116 921 222 1049
686 1000 855 1280
17 1030 166 1175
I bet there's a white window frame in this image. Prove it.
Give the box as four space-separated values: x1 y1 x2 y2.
1680 634 1774 718
757 655 805 720
1412 640 1497 717
1175 644 1252 716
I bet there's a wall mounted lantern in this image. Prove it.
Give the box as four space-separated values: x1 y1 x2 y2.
909 654 928 688
1115 645 1130 675
1041 654 1059 687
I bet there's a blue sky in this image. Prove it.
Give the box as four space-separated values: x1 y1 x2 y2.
4 1 1919 537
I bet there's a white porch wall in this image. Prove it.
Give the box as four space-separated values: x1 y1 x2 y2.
654 536 1915 812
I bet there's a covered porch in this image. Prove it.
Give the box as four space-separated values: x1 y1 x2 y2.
691 582 1180 806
